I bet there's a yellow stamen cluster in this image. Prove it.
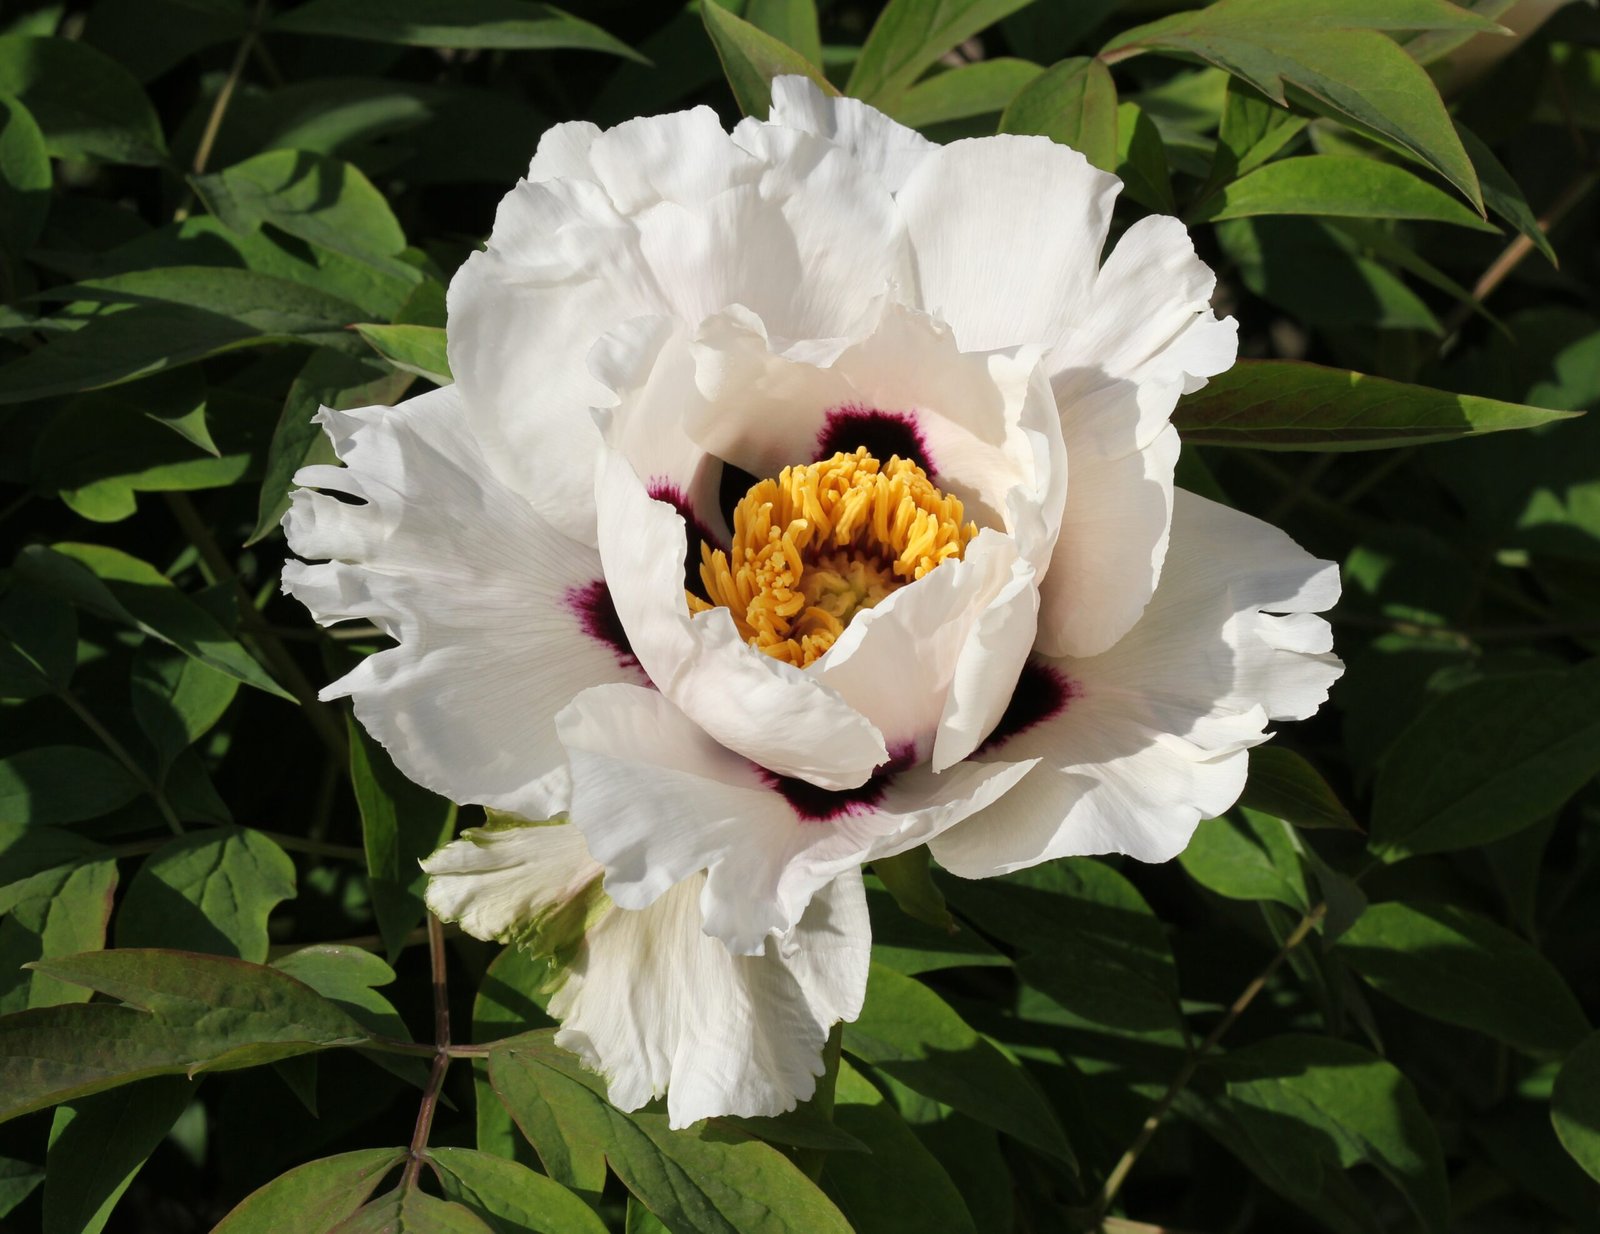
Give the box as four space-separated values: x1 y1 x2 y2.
692 447 977 667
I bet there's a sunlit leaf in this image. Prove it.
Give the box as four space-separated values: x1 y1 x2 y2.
1173 359 1581 450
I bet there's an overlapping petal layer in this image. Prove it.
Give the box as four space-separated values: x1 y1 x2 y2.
286 75 1337 1127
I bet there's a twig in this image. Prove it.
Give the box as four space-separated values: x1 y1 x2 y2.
162 493 349 760
173 0 272 219
1440 169 1600 339
56 689 185 836
401 914 453 1191
1093 903 1327 1217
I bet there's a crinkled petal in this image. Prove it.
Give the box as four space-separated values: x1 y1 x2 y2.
553 866 871 1128
593 437 887 789
422 821 602 946
449 110 907 544
281 385 643 819
931 490 1341 877
758 75 935 193
1037 424 1180 659
1051 215 1239 456
897 135 1120 353
557 683 1036 955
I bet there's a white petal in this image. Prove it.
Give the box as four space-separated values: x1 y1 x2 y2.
526 120 602 182
422 821 602 945
1036 423 1180 659
557 683 1035 955
897 135 1120 353
446 179 659 543
1050 215 1239 455
816 530 1035 761
931 490 1341 877
448 113 908 543
280 385 643 819
593 439 887 789
686 300 1064 545
761 75 935 193
552 867 870 1128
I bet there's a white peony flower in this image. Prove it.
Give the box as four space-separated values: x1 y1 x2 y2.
282 77 1342 1128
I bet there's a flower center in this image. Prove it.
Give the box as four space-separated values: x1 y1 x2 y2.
690 447 977 667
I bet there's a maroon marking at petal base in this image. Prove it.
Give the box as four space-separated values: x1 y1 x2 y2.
761 743 917 823
977 661 1079 755
648 478 721 599
815 406 934 476
566 580 641 674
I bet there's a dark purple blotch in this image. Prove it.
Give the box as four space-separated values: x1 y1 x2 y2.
815 406 934 476
761 743 917 823
567 579 641 674
978 660 1078 755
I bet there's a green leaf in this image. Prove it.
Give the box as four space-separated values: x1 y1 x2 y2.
115 827 296 963
0 302 320 405
942 858 1184 1042
271 946 409 1041
702 2 835 118
41 266 365 336
191 150 417 279
130 642 239 773
489 1030 853 1234
999 57 1117 172
1102 0 1494 210
0 93 48 257
1369 658 1600 859
0 948 374 1122
351 718 456 960
1210 76 1308 187
0 1156 43 1220
1552 1031 1600 1184
1455 121 1558 267
0 35 167 164
1240 745 1362 832
427 1146 610 1234
15 543 293 700
354 323 452 386
268 0 642 60
339 1188 497 1234
1172 359 1582 451
872 846 954 933
210 1148 409 1234
42 1075 194 1234
0 579 75 700
895 59 1042 129
865 882 1007 976
0 844 117 1012
1114 101 1176 214
826 1060 978 1234
1217 216 1442 334
1192 154 1499 230
745 0 822 67
1179 809 1310 911
0 745 139 824
248 347 413 546
847 0 1040 112
1337 901 1590 1054
844 963 1074 1162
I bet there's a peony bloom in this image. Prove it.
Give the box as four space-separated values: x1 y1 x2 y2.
283 77 1341 1127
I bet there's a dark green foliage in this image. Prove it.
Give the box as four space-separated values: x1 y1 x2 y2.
0 2 1596 1232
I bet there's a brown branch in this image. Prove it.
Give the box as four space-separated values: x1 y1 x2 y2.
1441 169 1600 339
1094 903 1327 1217
401 913 452 1191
